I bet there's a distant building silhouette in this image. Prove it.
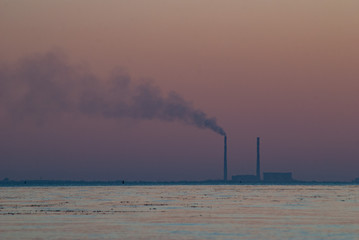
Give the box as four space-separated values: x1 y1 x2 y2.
263 172 293 183
256 137 260 181
232 174 259 183
231 137 295 183
231 137 262 183
224 135 227 181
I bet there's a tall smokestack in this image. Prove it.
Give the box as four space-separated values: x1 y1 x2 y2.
256 137 260 181
224 135 227 181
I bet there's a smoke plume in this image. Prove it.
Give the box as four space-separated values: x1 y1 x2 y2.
0 52 226 135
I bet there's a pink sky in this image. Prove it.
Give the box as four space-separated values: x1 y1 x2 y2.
1 1 359 181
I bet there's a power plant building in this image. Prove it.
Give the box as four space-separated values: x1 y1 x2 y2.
231 137 261 183
231 137 294 183
263 172 293 183
232 174 258 183
224 136 227 181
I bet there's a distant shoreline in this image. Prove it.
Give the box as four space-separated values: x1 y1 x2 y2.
1 179 359 187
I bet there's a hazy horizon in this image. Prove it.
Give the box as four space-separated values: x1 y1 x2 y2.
1 1 359 182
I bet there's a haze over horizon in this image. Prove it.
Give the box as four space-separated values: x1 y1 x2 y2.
1 1 359 182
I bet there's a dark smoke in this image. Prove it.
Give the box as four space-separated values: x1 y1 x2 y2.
0 52 226 135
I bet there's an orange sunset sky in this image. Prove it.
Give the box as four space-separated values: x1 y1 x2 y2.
1 1 359 181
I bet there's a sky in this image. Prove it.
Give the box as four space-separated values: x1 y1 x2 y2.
1 0 359 182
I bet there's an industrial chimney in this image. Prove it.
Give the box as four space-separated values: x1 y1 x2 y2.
256 137 260 181
224 135 227 181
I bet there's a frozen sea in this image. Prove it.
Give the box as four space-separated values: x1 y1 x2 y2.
1 184 358 239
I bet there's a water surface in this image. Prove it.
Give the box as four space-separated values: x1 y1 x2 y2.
1 185 358 239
